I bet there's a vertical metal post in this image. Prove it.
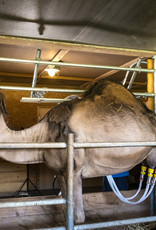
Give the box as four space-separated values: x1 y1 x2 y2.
31 49 41 97
67 133 74 230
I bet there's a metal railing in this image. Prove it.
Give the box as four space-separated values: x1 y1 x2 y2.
0 52 156 229
0 56 154 73
0 136 156 229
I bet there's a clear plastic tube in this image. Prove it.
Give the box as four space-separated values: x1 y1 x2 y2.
127 180 143 200
106 175 153 204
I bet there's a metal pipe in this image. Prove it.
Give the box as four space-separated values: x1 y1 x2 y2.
0 57 154 73
31 216 156 230
19 92 156 105
0 141 156 149
21 93 156 103
133 92 155 97
0 85 84 93
31 49 41 97
32 227 66 230
74 216 156 229
127 58 142 90
67 133 74 230
0 198 66 208
0 85 155 98
20 95 147 103
21 97 71 103
122 62 137 85
74 141 156 148
0 142 67 149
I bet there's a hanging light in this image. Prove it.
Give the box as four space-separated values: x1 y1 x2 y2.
45 65 60 77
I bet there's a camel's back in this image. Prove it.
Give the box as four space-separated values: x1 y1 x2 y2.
69 80 156 143
69 80 156 177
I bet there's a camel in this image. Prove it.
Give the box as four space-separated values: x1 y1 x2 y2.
0 79 155 224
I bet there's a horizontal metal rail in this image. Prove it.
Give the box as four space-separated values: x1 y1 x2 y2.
20 92 156 104
0 140 155 230
0 141 156 149
0 86 155 99
0 57 155 73
21 97 71 103
0 142 67 149
73 141 156 148
32 216 156 230
0 198 66 208
74 216 156 230
0 85 84 93
133 92 156 97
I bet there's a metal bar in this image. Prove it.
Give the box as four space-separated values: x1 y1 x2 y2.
0 142 67 149
21 97 71 103
31 49 41 97
0 198 66 208
122 62 137 85
0 85 84 93
133 92 155 97
21 93 156 103
67 134 74 230
0 141 156 149
31 216 156 230
74 216 156 229
0 57 154 73
32 227 66 230
73 141 156 148
127 58 142 90
0 85 156 98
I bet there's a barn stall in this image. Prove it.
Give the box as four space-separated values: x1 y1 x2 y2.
0 0 156 229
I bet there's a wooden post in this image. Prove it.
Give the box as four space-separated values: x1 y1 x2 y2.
147 59 154 110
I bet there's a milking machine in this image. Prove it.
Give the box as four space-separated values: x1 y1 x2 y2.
107 166 156 204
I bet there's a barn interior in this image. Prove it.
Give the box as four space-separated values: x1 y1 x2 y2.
0 0 156 229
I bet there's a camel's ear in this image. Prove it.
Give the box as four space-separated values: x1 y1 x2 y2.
0 92 7 115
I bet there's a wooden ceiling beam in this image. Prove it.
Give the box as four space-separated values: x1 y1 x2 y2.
96 57 141 80
0 72 93 81
0 35 155 58
0 81 82 89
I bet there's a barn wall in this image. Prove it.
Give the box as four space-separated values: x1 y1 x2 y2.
0 90 71 196
2 90 70 129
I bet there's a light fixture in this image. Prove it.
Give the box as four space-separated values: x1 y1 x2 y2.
45 65 60 77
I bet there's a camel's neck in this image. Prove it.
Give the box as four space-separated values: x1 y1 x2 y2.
0 114 49 142
0 114 49 164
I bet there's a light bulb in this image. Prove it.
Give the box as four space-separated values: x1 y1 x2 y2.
45 65 60 77
46 68 59 77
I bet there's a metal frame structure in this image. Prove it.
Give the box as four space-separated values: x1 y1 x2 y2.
0 136 156 230
0 52 156 229
0 52 156 103
0 56 154 73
